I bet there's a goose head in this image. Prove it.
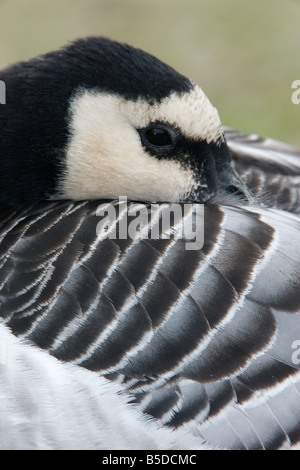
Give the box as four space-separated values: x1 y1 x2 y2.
0 37 251 207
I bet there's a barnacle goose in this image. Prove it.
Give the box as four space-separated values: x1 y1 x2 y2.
0 37 300 451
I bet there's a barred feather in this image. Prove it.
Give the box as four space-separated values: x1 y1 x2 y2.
1 154 300 450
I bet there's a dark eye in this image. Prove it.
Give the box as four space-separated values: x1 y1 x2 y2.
144 128 172 147
139 124 177 155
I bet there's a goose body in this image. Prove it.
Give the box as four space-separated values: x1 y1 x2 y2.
0 38 299 450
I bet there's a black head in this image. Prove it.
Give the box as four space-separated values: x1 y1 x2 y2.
0 37 250 208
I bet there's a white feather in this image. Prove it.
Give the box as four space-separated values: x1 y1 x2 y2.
0 322 209 450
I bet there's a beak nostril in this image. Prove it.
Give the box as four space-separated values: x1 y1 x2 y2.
224 184 258 204
225 185 244 196
217 164 257 203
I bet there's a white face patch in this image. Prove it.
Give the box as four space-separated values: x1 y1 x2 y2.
59 85 224 202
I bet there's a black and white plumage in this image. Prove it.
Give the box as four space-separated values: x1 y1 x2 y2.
0 38 300 450
227 128 300 214
0 37 251 208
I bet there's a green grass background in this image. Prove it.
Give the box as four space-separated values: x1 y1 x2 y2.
0 0 299 146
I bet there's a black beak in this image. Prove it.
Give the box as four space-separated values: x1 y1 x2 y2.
182 138 256 204
216 163 256 203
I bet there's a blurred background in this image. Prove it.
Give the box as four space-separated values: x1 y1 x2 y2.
0 0 299 146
